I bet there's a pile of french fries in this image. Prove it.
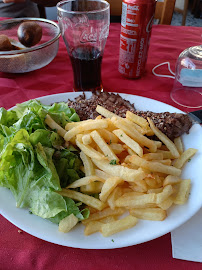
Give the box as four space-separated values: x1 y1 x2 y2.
45 105 197 237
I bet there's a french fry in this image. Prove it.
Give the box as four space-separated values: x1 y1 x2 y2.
111 118 157 152
173 179 191 205
59 214 78 233
82 207 125 224
156 149 175 159
145 177 158 188
125 191 145 196
174 137 184 155
90 130 119 162
45 114 66 137
147 187 164 194
99 216 118 223
98 129 119 144
126 147 137 156
173 148 197 169
158 196 174 210
130 208 167 221
163 175 181 186
121 162 139 170
156 185 174 204
107 187 123 210
46 104 194 236
76 139 107 160
110 143 125 154
124 118 146 134
129 155 181 176
147 118 180 158
67 176 105 189
131 179 148 193
95 115 102 120
129 184 146 193
79 151 101 193
88 206 98 214
100 177 123 202
65 120 97 131
119 191 145 198
126 111 149 128
159 145 169 151
106 118 117 132
143 153 164 160
100 215 138 237
153 141 162 149
92 158 146 183
80 151 95 176
82 133 92 145
95 169 112 180
144 127 155 136
64 119 108 141
84 221 103 236
59 189 106 211
154 174 164 186
96 105 121 119
113 129 143 157
115 193 157 208
80 181 103 194
155 159 172 166
65 121 81 130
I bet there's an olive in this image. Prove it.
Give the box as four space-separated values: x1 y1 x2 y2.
0 34 13 51
17 21 42 47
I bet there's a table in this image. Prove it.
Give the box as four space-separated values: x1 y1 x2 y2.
0 23 202 270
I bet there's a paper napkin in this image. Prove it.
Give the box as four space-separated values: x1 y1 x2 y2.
171 207 202 262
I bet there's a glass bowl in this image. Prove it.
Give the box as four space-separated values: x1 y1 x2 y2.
170 45 202 109
0 18 61 73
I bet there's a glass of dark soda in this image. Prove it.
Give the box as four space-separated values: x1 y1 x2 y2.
57 0 110 92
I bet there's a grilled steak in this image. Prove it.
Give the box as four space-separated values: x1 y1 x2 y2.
67 91 192 140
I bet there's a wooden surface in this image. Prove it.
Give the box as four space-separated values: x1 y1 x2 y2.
159 0 176 24
107 0 122 16
108 0 176 25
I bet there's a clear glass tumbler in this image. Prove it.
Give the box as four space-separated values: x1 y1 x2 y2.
170 45 202 109
57 0 110 92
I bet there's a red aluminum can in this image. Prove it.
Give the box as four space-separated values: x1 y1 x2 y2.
118 0 156 78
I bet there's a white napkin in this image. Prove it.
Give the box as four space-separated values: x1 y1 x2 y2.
171 207 202 262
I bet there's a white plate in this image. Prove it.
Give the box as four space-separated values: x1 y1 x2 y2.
0 92 202 249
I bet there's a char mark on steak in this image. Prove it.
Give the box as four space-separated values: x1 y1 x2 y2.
67 91 192 140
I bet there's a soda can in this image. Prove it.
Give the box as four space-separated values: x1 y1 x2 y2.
118 0 156 78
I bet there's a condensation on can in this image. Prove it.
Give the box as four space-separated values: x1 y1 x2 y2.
118 0 156 79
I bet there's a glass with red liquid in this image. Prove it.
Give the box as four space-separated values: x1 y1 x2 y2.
57 0 110 92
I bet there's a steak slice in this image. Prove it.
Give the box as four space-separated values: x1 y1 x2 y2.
67 91 192 140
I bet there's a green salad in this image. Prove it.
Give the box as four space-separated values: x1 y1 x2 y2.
0 99 89 224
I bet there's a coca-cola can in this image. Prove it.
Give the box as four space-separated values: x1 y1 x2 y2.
118 0 156 78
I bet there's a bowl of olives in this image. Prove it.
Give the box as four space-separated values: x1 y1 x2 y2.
0 18 61 73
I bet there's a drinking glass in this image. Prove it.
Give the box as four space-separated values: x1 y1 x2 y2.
170 45 202 109
57 0 110 92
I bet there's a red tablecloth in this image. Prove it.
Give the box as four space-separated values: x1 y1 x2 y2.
0 23 202 270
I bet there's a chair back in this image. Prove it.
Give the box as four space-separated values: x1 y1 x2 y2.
108 0 176 25
155 0 176 24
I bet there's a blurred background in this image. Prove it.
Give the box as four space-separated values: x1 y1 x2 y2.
45 0 201 26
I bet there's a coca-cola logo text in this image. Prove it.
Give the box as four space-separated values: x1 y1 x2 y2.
80 27 97 43
128 5 139 11
72 15 89 27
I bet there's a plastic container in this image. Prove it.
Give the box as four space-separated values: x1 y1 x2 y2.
171 45 202 109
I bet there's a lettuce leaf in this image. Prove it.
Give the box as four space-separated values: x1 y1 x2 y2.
0 100 89 224
0 107 18 127
14 99 80 129
48 197 89 224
